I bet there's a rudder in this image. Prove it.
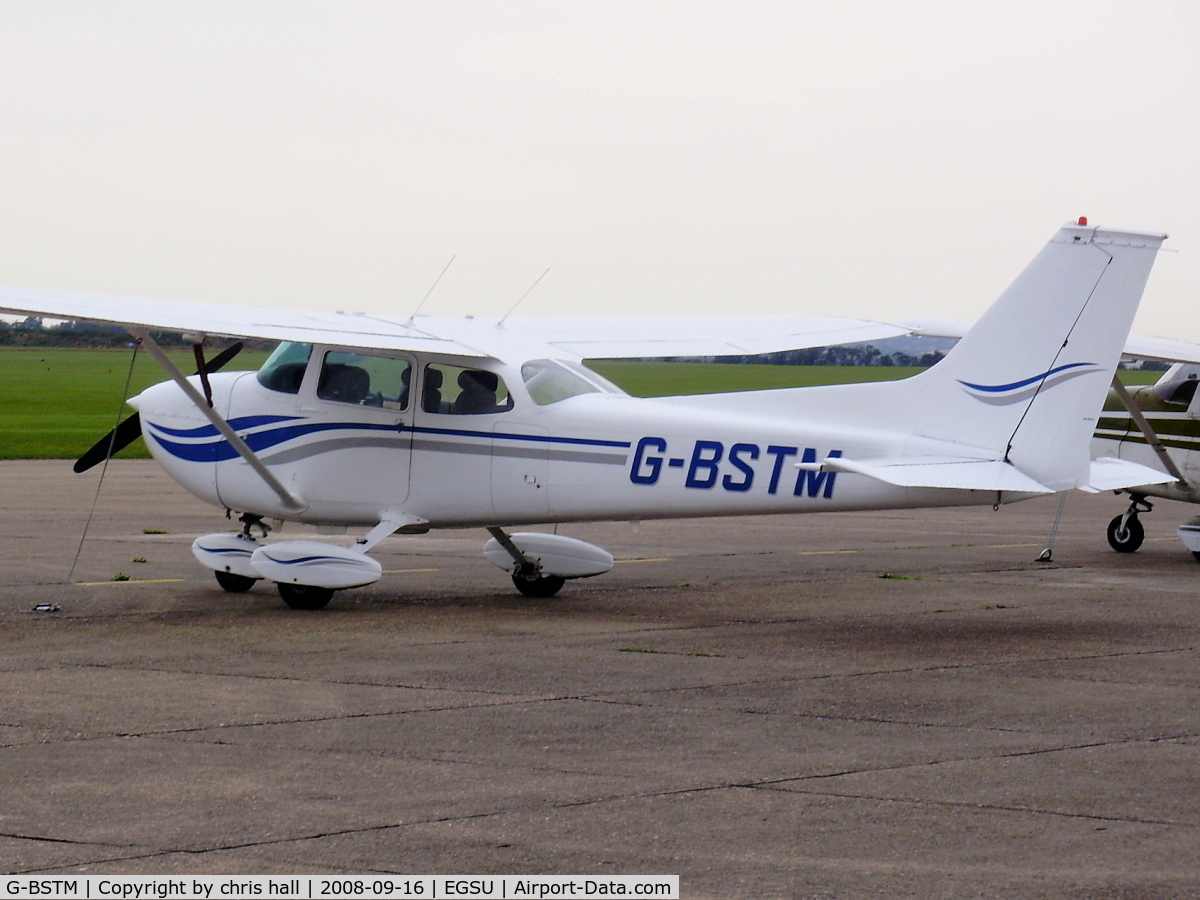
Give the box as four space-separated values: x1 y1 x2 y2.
906 221 1165 490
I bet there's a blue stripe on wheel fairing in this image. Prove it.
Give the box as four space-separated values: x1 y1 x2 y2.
259 552 345 565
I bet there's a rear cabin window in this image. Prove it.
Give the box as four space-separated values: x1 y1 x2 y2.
317 350 411 408
257 342 313 394
422 364 513 415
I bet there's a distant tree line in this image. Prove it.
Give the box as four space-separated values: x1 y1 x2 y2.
0 318 267 350
660 344 947 368
724 345 947 367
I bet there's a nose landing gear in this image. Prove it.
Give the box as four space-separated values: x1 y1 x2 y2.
1107 496 1151 553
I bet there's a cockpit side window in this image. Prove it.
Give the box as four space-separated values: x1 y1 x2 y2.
521 359 626 405
522 359 601 405
257 342 313 394
318 350 411 408
422 364 513 415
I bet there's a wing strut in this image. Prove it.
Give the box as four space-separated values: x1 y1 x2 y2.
1109 375 1194 491
133 329 307 512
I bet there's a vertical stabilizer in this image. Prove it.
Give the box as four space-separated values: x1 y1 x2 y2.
907 222 1165 490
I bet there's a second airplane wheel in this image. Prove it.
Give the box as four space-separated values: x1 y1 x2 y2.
512 574 566 598
277 582 335 610
215 570 258 593
1106 514 1145 553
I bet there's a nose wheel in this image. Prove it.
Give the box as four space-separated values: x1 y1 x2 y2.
214 570 258 593
1107 496 1151 553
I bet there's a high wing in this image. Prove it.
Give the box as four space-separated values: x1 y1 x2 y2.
469 314 909 359
1122 335 1200 366
0 286 489 357
0 285 908 363
903 316 1200 366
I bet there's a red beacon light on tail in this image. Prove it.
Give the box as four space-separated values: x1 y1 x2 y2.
1078 216 1088 226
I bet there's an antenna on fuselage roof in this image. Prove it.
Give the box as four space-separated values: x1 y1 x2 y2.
498 268 550 327
405 255 456 326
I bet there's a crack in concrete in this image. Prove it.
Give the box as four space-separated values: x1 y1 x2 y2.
753 783 1200 829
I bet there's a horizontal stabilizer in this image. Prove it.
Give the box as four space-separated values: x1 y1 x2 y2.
811 456 1054 493
1079 457 1175 493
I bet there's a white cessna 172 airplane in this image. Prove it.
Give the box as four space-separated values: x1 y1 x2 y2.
0 220 1174 608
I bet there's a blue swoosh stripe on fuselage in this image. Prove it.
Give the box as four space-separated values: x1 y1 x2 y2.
146 421 399 462
958 362 1098 394
148 415 304 439
146 417 631 463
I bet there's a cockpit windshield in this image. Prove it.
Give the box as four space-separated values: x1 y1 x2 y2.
521 359 625 406
257 342 313 394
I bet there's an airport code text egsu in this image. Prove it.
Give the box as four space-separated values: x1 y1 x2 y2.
629 438 843 497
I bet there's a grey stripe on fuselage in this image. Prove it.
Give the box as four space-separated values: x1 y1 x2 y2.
261 436 407 465
411 437 628 466
259 435 628 467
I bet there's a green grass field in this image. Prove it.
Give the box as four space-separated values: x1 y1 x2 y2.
0 348 269 460
0 348 1165 459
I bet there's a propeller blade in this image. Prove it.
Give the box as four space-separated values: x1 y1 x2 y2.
73 341 244 473
198 341 245 374
74 413 141 473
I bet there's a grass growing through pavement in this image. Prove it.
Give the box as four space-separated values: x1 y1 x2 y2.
0 347 1163 459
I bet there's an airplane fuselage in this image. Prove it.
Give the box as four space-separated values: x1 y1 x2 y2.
131 348 1011 531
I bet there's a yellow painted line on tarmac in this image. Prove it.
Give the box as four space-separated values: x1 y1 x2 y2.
795 549 860 556
382 567 440 574
75 578 187 586
985 543 1043 549
614 558 672 565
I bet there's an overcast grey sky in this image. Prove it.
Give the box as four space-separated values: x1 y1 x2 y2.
1 1 1197 338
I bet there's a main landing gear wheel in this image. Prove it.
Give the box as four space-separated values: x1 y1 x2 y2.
511 574 566 598
277 582 335 610
214 571 257 593
1107 514 1145 553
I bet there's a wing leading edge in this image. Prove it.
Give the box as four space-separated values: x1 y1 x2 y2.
0 285 908 363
